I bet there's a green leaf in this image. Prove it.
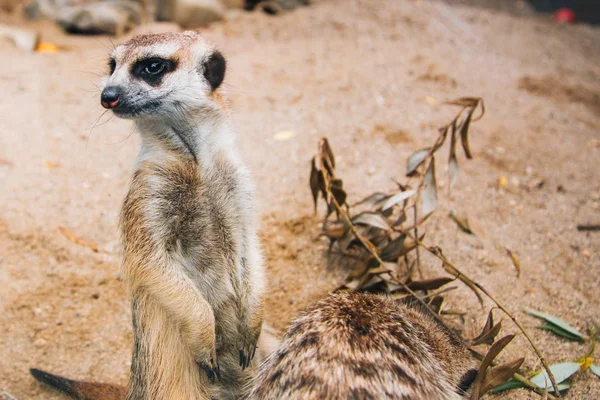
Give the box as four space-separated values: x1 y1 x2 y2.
590 364 600 378
539 322 584 341
524 307 584 340
489 379 571 395
489 379 524 393
530 362 581 388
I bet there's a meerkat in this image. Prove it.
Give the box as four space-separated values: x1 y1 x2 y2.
31 31 265 400
247 292 478 400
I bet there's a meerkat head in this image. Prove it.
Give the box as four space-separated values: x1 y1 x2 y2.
100 31 226 119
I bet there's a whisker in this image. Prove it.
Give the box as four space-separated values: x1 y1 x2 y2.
107 123 137 146
86 110 111 149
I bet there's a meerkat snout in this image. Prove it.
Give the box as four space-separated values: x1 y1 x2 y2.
100 31 226 119
101 86 121 109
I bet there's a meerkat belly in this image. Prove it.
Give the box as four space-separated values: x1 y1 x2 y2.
161 165 248 339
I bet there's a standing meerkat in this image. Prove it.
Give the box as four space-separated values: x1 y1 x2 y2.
247 292 478 400
111 31 265 400
32 31 265 400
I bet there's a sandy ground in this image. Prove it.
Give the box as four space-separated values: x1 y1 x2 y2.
0 0 599 398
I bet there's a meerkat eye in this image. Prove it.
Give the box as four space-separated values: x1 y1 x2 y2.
144 60 166 75
132 58 177 86
108 58 116 75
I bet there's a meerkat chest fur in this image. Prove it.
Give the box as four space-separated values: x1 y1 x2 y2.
104 32 264 400
122 152 251 304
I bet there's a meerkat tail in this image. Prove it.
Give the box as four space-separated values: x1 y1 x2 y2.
30 368 125 400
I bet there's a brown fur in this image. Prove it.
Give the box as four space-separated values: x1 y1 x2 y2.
247 292 477 400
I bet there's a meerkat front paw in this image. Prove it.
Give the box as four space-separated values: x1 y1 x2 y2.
197 346 220 383
238 331 259 370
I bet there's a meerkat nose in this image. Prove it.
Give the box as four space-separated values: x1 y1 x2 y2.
101 87 121 109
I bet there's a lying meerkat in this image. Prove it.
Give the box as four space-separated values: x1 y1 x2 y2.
247 292 478 400
32 31 265 400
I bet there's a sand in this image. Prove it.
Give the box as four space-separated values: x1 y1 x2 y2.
0 0 599 398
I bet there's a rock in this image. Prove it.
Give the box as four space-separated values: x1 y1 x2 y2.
172 0 226 28
0 24 39 51
247 0 309 14
55 1 142 36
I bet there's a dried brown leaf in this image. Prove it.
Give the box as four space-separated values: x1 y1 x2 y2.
472 334 516 399
449 210 472 234
398 235 421 257
368 265 395 275
429 296 444 314
381 234 406 261
309 157 321 211
432 124 450 152
337 229 355 253
421 157 438 218
57 226 99 253
458 107 475 159
480 358 525 396
473 309 494 341
448 119 459 191
505 247 521 278
318 137 336 175
321 223 346 240
330 183 347 208
445 97 481 108
407 277 455 291
473 321 503 346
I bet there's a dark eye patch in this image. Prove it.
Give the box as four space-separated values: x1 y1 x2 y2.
108 58 116 75
131 58 178 86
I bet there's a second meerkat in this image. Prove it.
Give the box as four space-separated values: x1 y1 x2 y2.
105 31 263 399
247 292 478 400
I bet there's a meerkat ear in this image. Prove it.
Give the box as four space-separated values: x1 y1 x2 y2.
202 50 226 91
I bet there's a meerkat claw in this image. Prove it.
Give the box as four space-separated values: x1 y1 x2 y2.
251 343 257 361
239 349 244 367
199 359 219 384
240 341 257 370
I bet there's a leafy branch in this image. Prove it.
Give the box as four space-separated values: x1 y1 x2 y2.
308 97 562 397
